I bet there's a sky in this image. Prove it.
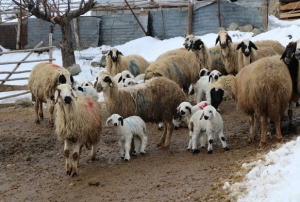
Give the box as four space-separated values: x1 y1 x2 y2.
1 15 300 201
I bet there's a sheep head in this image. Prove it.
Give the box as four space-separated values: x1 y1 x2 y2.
216 31 232 49
119 70 134 83
191 38 205 51
107 48 123 63
54 84 77 104
236 40 258 57
199 105 218 120
177 102 192 116
183 34 196 51
208 70 221 83
295 39 300 60
281 42 297 65
106 114 124 127
95 71 115 92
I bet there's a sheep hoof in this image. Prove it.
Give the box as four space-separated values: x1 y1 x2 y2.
174 126 179 130
71 172 77 177
192 149 200 154
224 147 230 151
158 127 163 131
39 115 44 120
140 152 145 156
66 170 71 176
207 150 213 154
276 137 282 143
296 102 300 107
121 156 125 159
187 148 192 151
131 151 137 156
259 141 266 148
124 159 129 162
91 157 96 161
49 122 54 127
35 120 40 124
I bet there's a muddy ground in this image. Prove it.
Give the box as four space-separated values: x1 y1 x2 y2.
0 99 299 202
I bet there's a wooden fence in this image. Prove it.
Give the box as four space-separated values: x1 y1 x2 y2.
280 1 300 20
0 32 55 108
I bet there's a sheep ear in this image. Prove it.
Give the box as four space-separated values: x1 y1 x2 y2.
199 110 204 120
215 36 220 45
236 43 242 50
185 106 191 115
117 50 123 56
226 34 232 43
118 76 123 83
209 74 212 82
250 41 258 50
108 50 112 56
118 117 124 126
71 88 77 98
54 89 60 104
280 51 287 60
70 75 74 85
176 106 181 114
58 74 67 84
78 86 83 92
106 117 112 126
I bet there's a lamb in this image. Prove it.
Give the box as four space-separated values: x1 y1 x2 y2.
123 78 138 87
144 56 192 93
112 70 135 88
194 70 221 104
95 71 187 148
106 47 150 77
28 62 74 127
188 68 210 96
176 101 210 150
54 84 102 177
236 39 284 70
210 55 293 147
106 114 148 161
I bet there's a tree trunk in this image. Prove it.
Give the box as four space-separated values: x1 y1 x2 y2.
60 20 76 68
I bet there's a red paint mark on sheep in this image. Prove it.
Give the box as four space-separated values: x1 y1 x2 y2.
85 98 94 109
46 62 61 68
84 97 101 122
198 102 208 110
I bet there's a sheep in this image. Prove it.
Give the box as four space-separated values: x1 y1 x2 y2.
176 101 210 150
199 105 229 154
106 47 150 77
95 71 187 148
54 84 102 177
194 70 221 104
73 85 99 100
81 80 93 87
123 78 138 87
236 39 284 70
106 114 148 162
144 56 192 94
189 36 227 75
210 55 293 147
188 68 210 96
112 70 135 88
28 62 74 127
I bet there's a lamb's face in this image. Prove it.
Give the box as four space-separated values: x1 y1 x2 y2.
215 31 232 49
123 78 138 87
183 35 195 50
281 42 296 65
106 114 123 127
209 70 221 83
295 40 300 60
200 105 217 120
120 70 134 83
95 72 114 92
55 84 77 104
210 87 224 110
236 40 258 57
177 102 192 116
108 48 123 63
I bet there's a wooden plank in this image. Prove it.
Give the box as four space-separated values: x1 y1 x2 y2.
0 58 56 65
280 11 300 19
0 70 31 74
0 85 28 92
0 46 56 55
280 2 300 11
262 0 268 32
0 91 30 100
0 77 28 82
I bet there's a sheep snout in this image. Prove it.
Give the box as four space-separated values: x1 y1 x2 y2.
64 96 72 104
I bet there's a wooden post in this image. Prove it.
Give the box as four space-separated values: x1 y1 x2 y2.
16 14 21 50
188 3 193 35
262 0 268 32
49 25 53 63
217 0 221 27
73 18 80 49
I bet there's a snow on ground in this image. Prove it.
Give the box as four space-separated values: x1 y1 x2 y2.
1 15 300 202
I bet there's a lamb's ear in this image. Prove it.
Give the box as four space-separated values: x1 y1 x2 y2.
108 50 112 56
209 74 212 82
78 86 83 92
249 41 258 50
176 106 181 113
199 110 204 120
280 50 287 60
215 36 220 45
54 89 61 104
226 34 232 43
236 42 242 50
106 117 112 126
70 75 74 85
118 76 123 83
185 106 191 115
93 77 98 88
117 50 123 56
58 73 67 84
118 117 124 126
71 88 77 98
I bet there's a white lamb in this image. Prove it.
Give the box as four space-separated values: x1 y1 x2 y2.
194 70 221 104
177 101 210 150
123 78 138 87
106 114 148 162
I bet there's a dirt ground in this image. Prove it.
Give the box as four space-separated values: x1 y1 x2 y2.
0 99 299 202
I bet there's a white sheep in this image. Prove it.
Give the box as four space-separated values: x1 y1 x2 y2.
199 105 230 154
28 62 74 127
106 47 150 77
54 84 102 177
177 101 210 150
95 71 187 148
194 70 221 104
106 114 148 161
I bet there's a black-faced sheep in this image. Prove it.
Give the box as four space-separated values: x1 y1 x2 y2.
95 71 187 148
106 47 150 77
54 84 102 177
106 114 148 161
144 56 192 93
28 62 74 127
210 55 293 147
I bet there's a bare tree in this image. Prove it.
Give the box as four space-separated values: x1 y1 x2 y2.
12 0 95 67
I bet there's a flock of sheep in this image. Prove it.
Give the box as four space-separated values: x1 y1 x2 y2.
27 30 300 176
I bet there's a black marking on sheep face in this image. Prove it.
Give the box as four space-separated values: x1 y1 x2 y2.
118 117 124 126
70 75 74 84
204 115 209 120
58 74 67 84
281 42 297 65
210 88 224 110
114 123 117 126
192 39 204 51
64 96 72 104
103 76 112 84
78 86 83 92
118 76 123 83
199 69 210 77
216 33 232 49
236 41 258 57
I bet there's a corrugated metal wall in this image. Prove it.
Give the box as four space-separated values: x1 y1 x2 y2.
25 17 100 48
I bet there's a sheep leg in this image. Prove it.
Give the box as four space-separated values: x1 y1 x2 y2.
196 90 203 104
248 114 258 143
124 137 131 162
217 129 230 151
275 118 282 143
187 131 193 150
90 143 97 161
199 132 207 148
158 122 167 147
46 98 54 127
71 143 81 177
132 136 140 156
163 122 173 148
38 100 44 120
139 134 148 155
191 129 200 154
34 99 40 124
118 139 125 159
259 116 268 148
207 132 214 154
64 139 72 175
